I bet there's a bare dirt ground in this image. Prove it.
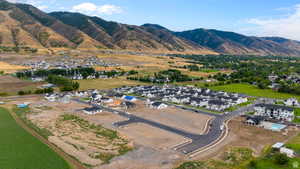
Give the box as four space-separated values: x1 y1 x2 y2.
78 111 128 129
0 76 42 95
191 117 299 160
98 146 183 169
119 123 189 150
125 100 212 134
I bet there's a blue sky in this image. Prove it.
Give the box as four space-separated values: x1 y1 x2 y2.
8 0 300 40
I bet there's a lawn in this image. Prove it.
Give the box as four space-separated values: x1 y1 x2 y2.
76 77 148 90
286 133 300 154
0 107 70 169
210 83 300 100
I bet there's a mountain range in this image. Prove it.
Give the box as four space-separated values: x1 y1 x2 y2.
1 0 300 56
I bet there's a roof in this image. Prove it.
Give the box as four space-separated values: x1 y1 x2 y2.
272 142 284 149
152 102 165 107
83 107 102 112
124 96 136 100
255 104 294 111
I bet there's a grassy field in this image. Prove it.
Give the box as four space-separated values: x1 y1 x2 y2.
286 134 300 154
76 77 148 90
0 107 70 169
210 83 300 100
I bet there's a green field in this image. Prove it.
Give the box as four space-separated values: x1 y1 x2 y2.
0 107 70 169
210 83 300 100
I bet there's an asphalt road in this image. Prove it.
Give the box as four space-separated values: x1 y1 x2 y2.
73 98 261 155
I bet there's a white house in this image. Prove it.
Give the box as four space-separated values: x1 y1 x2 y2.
280 147 295 158
83 107 103 115
254 104 295 122
150 102 168 109
44 93 57 102
284 98 299 107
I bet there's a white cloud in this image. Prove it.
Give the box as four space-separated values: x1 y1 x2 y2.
72 2 122 16
72 2 97 13
98 4 122 15
246 4 300 40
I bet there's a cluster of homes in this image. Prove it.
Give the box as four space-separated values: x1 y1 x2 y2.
245 103 297 132
114 85 249 111
23 56 120 70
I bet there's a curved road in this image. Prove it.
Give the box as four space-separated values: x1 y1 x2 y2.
74 98 260 155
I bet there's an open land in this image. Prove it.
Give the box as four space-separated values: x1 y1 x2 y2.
125 100 212 135
210 83 300 100
0 76 42 95
0 107 70 169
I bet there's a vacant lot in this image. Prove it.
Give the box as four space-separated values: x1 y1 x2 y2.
119 123 188 150
126 101 212 134
0 61 28 73
0 76 42 95
211 83 300 100
26 100 132 167
77 77 147 91
0 107 70 169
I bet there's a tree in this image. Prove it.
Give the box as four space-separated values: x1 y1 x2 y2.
274 153 289 165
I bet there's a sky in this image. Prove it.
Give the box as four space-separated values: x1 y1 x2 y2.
7 0 300 41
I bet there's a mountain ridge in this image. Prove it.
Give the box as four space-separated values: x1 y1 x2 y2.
0 0 300 56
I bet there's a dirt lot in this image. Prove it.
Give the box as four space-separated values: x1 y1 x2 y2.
192 117 299 160
119 123 188 150
0 76 42 95
126 100 212 134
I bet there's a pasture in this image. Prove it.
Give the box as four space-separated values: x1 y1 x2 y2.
0 107 70 169
210 83 300 100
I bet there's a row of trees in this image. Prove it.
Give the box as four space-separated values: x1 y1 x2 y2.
16 67 137 80
46 75 79 91
128 69 197 83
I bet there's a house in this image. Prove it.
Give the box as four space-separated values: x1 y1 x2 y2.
208 100 230 111
39 83 55 89
90 93 102 102
254 104 295 122
123 96 137 102
284 98 299 107
280 147 295 158
150 102 168 109
45 93 57 102
122 101 136 109
244 116 264 126
101 97 113 103
272 142 284 149
83 107 103 115
59 94 71 104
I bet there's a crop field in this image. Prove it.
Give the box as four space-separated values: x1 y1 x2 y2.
0 107 70 169
210 83 300 100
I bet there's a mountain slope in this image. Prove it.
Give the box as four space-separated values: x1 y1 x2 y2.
0 0 300 56
49 12 214 53
174 29 300 56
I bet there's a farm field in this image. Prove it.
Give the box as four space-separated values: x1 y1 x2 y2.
76 77 147 90
0 75 42 96
210 83 300 100
0 107 70 169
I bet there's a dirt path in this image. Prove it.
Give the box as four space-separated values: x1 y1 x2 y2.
8 109 86 169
